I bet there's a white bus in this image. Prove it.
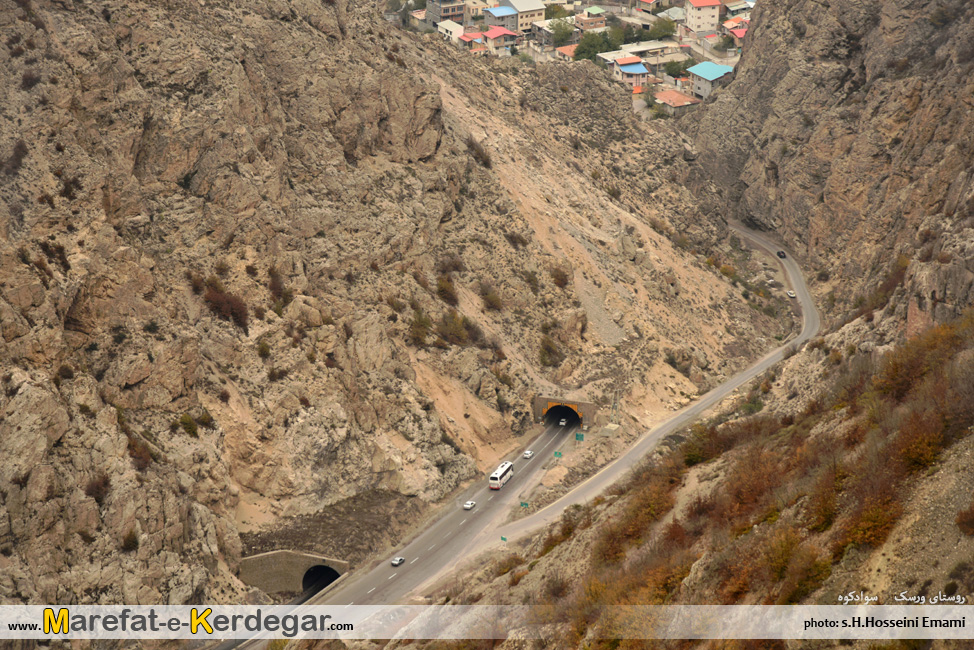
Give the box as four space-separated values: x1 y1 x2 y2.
489 461 514 490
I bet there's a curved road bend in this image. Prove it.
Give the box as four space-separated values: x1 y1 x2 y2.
403 221 821 598
216 222 818 644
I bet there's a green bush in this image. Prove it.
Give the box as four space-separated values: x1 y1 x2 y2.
85 472 111 504
540 335 565 367
436 275 458 306
436 309 468 345
121 528 139 552
550 267 570 288
179 413 198 437
409 309 432 346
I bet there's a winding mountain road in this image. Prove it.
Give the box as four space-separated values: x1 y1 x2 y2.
307 221 821 607
213 222 820 649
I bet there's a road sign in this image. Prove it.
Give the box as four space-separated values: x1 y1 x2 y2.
501 536 507 542
520 502 529 508
576 432 584 441
554 451 562 458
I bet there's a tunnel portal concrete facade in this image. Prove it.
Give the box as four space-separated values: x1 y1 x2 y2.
532 395 598 430
238 550 349 595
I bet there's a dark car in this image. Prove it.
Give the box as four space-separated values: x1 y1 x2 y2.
776 251 786 259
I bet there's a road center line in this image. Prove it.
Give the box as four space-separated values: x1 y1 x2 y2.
459 519 466 526
368 588 375 594
410 558 418 564
389 573 397 580
428 544 436 550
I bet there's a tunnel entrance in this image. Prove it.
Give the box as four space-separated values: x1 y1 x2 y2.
302 565 341 593
544 404 582 428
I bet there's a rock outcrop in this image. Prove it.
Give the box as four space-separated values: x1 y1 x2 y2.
0 0 786 604
688 0 974 330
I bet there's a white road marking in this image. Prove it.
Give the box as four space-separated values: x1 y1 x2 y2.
537 435 557 455
388 573 397 580
410 558 418 564
487 495 493 501
459 519 467 526
345 603 353 607
428 544 436 550
368 588 375 594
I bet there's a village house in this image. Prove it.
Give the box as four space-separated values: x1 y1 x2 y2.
657 6 684 23
722 0 750 17
728 25 747 47
532 15 580 48
500 0 546 33
408 8 427 29
464 0 497 23
554 43 578 61
483 25 520 53
684 0 721 37
459 30 486 49
612 56 651 90
484 5 519 31
687 61 733 98
437 19 465 41
427 0 465 26
653 88 701 116
635 0 674 12
721 15 748 33
576 6 606 30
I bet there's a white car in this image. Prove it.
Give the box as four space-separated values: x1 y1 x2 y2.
786 290 797 299
463 501 476 510
391 557 405 567
523 450 534 459
558 418 567 427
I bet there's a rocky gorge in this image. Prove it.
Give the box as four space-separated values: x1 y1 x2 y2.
0 0 786 607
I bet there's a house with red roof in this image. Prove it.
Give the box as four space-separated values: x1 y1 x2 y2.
685 0 721 36
554 43 578 61
482 25 519 54
458 30 486 50
653 88 701 116
612 56 651 90
728 26 747 47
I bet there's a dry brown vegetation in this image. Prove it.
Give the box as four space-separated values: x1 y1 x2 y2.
532 309 974 640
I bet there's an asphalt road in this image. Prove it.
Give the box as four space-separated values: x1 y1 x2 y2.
306 221 821 609
484 223 821 543
199 224 821 650
313 420 579 607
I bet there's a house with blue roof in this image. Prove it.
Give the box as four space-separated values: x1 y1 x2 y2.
484 5 519 31
686 61 733 99
611 56 654 91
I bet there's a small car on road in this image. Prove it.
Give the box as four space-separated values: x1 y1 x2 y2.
558 418 567 427
776 251 787 259
463 501 476 510
391 557 405 567
523 450 534 459
786 290 797 299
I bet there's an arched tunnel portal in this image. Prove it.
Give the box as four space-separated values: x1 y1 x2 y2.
543 403 582 428
302 564 341 592
239 551 349 596
531 395 598 430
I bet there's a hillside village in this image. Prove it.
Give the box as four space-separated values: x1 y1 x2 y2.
396 0 751 116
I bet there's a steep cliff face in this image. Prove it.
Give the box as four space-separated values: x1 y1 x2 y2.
0 0 786 604
689 0 974 331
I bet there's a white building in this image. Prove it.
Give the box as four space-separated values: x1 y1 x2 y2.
437 19 465 41
685 0 721 35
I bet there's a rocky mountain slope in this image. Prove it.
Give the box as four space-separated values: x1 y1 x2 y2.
688 0 974 335
0 0 786 605
403 0 974 647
